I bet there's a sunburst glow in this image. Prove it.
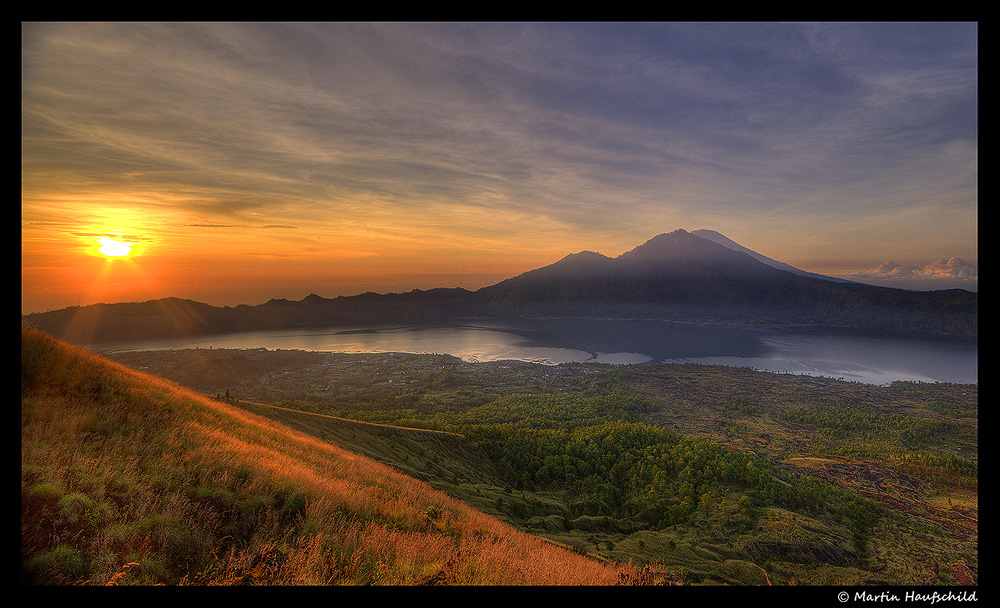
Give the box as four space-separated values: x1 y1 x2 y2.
19 23 978 316
98 237 133 257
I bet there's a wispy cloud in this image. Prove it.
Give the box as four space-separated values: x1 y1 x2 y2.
22 23 976 227
71 232 154 241
21 22 977 309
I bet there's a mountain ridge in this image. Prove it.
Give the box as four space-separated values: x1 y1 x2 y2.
23 229 977 343
690 229 855 283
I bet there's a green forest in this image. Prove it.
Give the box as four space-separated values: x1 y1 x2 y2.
104 347 977 585
283 386 886 560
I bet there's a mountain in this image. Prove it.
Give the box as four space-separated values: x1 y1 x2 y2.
472 229 977 336
23 229 977 344
474 229 798 316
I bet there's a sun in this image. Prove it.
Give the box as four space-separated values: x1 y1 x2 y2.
98 237 133 257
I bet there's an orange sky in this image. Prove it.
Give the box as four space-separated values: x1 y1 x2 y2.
22 23 977 314
20 212 559 313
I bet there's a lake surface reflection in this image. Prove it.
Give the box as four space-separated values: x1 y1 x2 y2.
93 319 977 386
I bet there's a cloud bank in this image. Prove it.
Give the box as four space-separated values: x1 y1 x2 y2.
837 257 978 291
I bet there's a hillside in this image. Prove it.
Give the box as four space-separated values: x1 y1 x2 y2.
21 325 660 586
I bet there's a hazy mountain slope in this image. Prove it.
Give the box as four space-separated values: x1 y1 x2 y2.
22 297 229 344
471 250 619 313
21 325 639 585
24 288 476 344
690 229 854 283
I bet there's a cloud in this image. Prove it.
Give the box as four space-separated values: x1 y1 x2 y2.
922 257 978 280
71 232 154 241
859 258 977 281
22 22 977 298
185 223 299 229
836 257 977 291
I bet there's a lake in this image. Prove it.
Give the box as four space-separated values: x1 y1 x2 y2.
91 318 977 386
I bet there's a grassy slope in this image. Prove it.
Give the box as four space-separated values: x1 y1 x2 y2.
22 326 658 586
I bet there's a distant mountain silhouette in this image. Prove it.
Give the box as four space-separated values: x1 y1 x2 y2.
23 229 977 344
472 229 976 334
475 229 794 315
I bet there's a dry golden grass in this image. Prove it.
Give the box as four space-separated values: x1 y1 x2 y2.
22 325 652 585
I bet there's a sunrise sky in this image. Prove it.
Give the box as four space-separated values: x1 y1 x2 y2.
21 22 978 314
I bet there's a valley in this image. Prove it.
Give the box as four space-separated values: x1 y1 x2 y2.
104 345 978 586
20 231 978 587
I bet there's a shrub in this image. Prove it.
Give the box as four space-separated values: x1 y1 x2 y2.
23 480 64 508
162 526 213 578
58 492 97 524
22 482 65 553
24 544 89 584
